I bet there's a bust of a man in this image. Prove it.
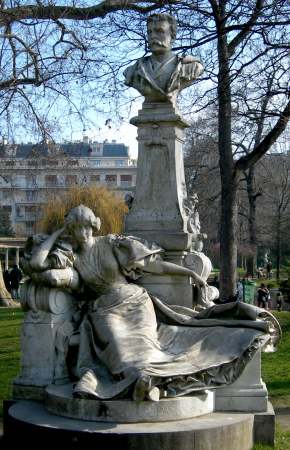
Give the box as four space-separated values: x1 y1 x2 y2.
124 13 204 105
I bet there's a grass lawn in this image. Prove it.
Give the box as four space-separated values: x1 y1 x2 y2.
0 307 22 417
253 427 290 450
0 307 290 448
261 312 290 401
251 311 290 449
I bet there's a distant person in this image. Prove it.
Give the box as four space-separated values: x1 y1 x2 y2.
257 283 269 309
266 261 272 279
276 292 283 312
3 269 11 292
9 264 22 299
124 192 134 210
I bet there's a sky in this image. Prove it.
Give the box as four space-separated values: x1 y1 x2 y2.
73 100 141 160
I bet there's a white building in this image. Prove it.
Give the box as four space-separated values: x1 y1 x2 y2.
0 140 137 236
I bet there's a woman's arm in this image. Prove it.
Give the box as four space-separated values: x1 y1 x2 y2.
143 260 206 287
29 227 66 271
31 267 80 290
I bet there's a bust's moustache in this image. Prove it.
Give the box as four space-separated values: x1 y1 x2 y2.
149 40 167 48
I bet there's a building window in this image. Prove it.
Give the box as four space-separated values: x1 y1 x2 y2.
26 175 37 187
93 160 101 166
65 175 77 186
26 221 35 235
105 174 117 187
26 190 38 201
16 206 24 217
25 205 38 219
120 175 132 187
45 175 57 187
90 175 101 184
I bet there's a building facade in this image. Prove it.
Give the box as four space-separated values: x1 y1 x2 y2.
0 140 137 236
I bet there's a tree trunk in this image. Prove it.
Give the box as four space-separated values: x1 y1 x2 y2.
276 213 281 281
217 24 237 300
245 166 258 277
220 174 239 300
0 260 12 307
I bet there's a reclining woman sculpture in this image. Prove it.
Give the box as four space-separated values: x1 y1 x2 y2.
22 205 279 402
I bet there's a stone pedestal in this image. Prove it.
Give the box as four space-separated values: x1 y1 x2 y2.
6 327 275 447
4 400 255 449
215 350 268 412
13 281 77 400
125 102 190 252
125 103 195 305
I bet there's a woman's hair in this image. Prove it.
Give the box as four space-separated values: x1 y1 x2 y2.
65 205 101 231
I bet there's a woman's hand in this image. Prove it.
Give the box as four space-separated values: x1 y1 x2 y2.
190 272 207 288
143 260 208 289
198 279 207 289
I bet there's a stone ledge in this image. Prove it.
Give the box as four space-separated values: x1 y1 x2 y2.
45 384 214 423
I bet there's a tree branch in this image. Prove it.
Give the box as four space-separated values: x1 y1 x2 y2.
228 0 264 57
235 100 290 171
0 1 162 24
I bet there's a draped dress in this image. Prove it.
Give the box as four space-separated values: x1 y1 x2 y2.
72 234 274 399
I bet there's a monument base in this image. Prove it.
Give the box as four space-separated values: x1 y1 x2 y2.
45 384 214 423
3 400 261 449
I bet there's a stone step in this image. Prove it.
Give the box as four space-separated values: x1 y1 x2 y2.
4 400 255 449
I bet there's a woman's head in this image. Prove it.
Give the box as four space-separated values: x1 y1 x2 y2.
65 205 101 246
65 205 101 231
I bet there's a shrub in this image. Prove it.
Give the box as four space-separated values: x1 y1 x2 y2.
38 185 128 235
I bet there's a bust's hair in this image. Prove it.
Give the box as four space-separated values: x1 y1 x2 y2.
65 205 101 231
147 13 177 41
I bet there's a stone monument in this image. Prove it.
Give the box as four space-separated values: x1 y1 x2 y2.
124 13 202 250
124 13 216 309
3 14 281 449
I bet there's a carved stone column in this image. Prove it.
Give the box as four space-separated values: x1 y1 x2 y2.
125 103 195 307
125 102 191 252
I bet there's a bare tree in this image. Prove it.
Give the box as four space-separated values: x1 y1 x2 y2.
257 153 290 280
184 113 221 262
0 1 289 299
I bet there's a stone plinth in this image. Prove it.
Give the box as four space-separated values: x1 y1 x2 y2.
215 350 268 412
125 102 190 252
45 384 214 423
13 281 77 399
4 400 255 449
